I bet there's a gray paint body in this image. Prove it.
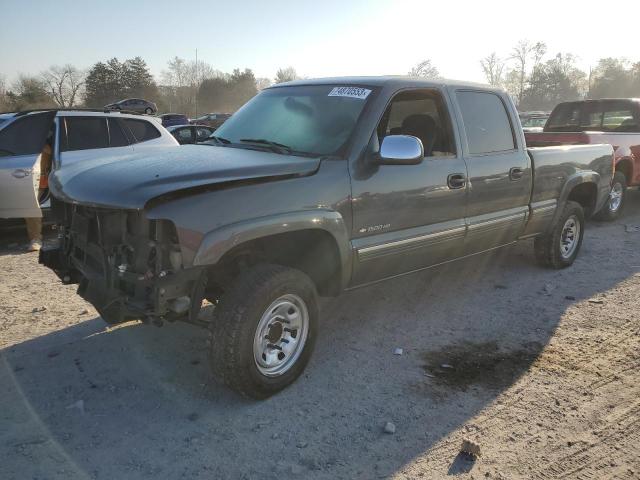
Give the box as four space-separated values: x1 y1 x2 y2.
48 76 614 295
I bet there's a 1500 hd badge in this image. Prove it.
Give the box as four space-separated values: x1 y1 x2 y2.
358 224 391 234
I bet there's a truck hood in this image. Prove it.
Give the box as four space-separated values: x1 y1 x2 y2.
49 145 321 210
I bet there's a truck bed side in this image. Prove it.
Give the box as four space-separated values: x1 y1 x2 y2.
523 144 614 236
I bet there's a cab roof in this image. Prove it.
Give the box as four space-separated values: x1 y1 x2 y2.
270 75 496 91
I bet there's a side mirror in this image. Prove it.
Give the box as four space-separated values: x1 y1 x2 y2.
376 135 424 165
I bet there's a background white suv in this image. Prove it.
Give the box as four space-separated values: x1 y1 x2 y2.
0 109 178 219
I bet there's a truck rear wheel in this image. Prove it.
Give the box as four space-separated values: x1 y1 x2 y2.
209 264 318 399
534 200 585 269
594 171 626 221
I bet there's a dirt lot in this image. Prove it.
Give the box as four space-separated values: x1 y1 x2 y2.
1 193 639 480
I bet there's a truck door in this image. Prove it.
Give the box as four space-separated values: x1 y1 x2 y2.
0 112 55 219
451 89 532 254
350 88 468 285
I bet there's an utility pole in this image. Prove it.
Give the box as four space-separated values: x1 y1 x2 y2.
194 48 198 119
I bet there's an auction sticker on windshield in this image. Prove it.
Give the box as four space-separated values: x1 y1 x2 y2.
328 87 371 99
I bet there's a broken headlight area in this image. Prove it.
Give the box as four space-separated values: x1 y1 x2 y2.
40 198 204 325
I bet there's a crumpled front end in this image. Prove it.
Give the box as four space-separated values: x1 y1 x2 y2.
40 197 204 325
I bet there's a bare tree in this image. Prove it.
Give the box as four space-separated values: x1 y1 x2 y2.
255 77 273 90
480 52 505 87
509 40 547 105
41 64 86 107
274 67 298 84
408 60 440 79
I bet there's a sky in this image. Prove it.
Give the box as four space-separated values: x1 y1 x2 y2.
1 0 640 85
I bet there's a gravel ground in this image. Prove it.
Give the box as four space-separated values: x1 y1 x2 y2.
1 192 639 480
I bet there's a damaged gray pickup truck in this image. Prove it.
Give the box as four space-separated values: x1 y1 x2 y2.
41 77 614 398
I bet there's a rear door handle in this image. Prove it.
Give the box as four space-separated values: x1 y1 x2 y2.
12 168 32 179
509 167 524 180
447 173 466 189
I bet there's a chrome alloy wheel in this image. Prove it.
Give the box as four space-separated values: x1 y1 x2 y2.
608 182 623 213
253 294 309 377
559 215 580 259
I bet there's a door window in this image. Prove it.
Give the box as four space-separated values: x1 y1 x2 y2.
456 91 515 154
0 113 55 157
107 118 130 147
122 119 161 143
377 89 456 157
175 127 194 143
62 117 109 151
196 127 212 141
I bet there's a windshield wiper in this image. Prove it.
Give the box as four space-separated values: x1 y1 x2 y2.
207 135 231 145
239 138 293 154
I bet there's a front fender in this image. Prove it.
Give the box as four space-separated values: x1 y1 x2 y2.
192 210 352 289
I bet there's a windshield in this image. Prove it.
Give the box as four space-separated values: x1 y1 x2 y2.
545 101 640 132
211 85 373 156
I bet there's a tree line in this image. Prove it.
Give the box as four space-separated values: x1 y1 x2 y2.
1 46 638 115
0 57 300 116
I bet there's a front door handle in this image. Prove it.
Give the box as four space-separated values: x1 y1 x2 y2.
447 173 466 189
12 168 32 179
509 167 524 180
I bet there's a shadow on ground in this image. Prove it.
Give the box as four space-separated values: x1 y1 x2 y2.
1 191 639 479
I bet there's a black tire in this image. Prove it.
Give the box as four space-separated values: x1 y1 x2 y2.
534 200 585 269
209 264 318 399
144 107 153 114
594 171 626 221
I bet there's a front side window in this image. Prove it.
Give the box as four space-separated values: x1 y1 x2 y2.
0 112 55 157
196 127 212 141
62 117 109 151
376 89 456 157
122 119 161 143
456 91 515 155
213 84 373 156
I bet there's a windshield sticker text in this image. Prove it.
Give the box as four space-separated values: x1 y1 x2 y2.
328 87 371 100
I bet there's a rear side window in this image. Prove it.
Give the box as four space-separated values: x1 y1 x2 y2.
456 91 515 154
62 117 110 151
0 112 55 157
107 118 129 147
122 119 161 143
547 101 640 132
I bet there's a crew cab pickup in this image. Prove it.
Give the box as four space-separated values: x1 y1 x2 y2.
526 98 640 220
41 77 614 398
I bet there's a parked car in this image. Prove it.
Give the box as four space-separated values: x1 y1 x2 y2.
0 109 178 219
167 124 215 144
519 111 550 133
160 113 190 128
105 98 157 115
190 112 231 129
525 98 640 220
41 77 613 399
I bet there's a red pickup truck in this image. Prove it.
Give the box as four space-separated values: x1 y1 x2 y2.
526 99 640 220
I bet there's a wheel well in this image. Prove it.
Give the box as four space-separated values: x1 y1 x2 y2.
209 229 343 297
567 182 598 217
616 159 633 183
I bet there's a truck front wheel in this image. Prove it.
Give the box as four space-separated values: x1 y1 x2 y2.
209 264 318 399
534 200 585 269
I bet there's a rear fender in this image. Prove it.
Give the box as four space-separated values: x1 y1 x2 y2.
553 172 602 224
192 210 352 290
